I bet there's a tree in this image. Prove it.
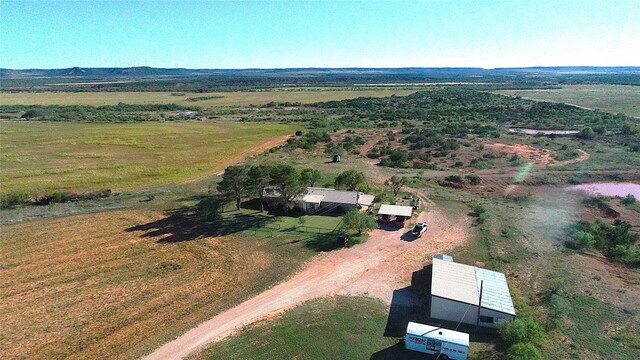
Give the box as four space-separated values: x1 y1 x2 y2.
507 343 542 360
577 126 595 140
385 176 407 196
269 164 304 209
246 164 273 212
335 170 365 191
217 165 249 210
300 168 322 187
342 210 377 234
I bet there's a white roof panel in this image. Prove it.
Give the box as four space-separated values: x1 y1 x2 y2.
307 187 358 205
302 194 324 203
431 259 479 305
378 204 413 217
358 194 375 206
475 268 516 316
406 322 469 346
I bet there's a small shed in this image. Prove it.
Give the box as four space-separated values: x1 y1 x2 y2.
377 204 413 218
333 154 341 162
377 204 413 226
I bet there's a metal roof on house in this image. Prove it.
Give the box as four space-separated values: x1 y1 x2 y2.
377 204 413 217
431 258 516 316
358 194 375 206
406 322 469 346
307 187 358 205
302 194 324 204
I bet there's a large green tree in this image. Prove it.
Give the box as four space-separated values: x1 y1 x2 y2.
334 170 365 191
342 210 377 234
217 164 249 210
384 175 407 196
246 164 273 212
300 168 322 187
269 164 304 209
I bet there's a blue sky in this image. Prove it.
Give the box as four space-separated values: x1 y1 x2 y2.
1 0 639 69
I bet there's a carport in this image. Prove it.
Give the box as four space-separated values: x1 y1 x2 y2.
377 204 413 227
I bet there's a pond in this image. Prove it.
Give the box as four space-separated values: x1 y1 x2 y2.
508 128 579 135
567 182 640 199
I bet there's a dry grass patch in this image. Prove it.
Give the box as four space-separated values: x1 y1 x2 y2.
0 209 314 359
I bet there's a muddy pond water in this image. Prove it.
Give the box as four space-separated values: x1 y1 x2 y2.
567 182 640 199
508 128 579 135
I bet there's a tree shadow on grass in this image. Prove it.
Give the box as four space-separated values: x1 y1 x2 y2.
125 195 275 243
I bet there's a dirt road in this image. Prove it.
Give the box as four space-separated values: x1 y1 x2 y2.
143 200 470 360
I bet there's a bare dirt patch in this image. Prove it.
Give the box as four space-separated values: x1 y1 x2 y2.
484 143 589 167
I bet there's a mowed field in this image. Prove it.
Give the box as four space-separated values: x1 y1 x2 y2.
190 296 398 360
0 209 315 359
0 89 417 107
496 85 640 118
0 121 296 194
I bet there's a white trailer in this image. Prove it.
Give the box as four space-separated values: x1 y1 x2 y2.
405 322 469 360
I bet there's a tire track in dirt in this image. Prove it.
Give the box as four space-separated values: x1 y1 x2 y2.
143 195 470 360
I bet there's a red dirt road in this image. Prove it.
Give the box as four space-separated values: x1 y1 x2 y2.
143 201 470 360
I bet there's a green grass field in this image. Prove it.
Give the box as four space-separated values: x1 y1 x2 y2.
0 89 417 107
0 121 296 195
495 85 640 118
190 296 399 360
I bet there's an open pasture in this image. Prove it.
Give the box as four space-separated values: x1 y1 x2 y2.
496 85 640 118
0 121 296 195
0 209 315 359
0 89 417 107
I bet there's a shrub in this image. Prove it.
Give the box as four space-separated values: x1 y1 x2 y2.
499 318 544 345
295 130 303 136
0 190 29 208
507 343 543 360
566 230 595 250
621 194 637 206
444 175 463 183
577 126 596 140
465 174 481 185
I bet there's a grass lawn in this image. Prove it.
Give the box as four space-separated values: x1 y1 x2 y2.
0 89 417 107
189 296 401 360
0 121 296 195
0 208 318 359
495 85 640 118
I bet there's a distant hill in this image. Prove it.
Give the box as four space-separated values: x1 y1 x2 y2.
2 66 639 79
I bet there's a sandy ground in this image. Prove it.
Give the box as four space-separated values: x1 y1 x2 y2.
143 197 470 360
484 143 589 166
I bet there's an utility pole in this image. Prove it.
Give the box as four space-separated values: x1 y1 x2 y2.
476 280 484 332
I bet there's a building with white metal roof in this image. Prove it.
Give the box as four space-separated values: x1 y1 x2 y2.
430 256 515 328
377 204 413 217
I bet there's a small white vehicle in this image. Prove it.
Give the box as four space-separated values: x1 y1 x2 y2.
405 322 469 360
411 222 428 237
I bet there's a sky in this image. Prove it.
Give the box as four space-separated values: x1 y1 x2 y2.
1 0 639 69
